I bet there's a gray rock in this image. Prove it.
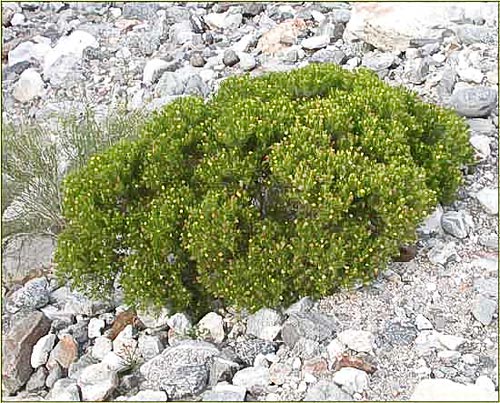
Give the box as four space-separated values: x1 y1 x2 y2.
405 57 430 84
450 87 498 118
437 65 457 98
383 320 418 347
25 366 48 392
468 118 496 136
456 25 497 46
208 356 240 386
166 312 192 333
232 366 270 393
138 334 164 361
301 35 330 50
238 52 257 71
310 49 346 65
169 21 195 46
51 286 111 316
475 187 498 215
202 383 247 401
43 54 82 87
479 233 498 250
304 380 353 401
418 205 444 237
362 52 398 72
190 53 206 67
332 367 369 394
281 312 338 349
155 72 184 97
229 338 278 366
2 311 51 394
441 210 474 239
471 296 497 326
77 362 119 401
246 308 283 341
68 353 99 380
45 362 63 389
45 378 81 401
292 337 322 359
8 277 50 313
242 3 265 17
317 19 345 42
31 333 56 368
122 3 161 20
223 50 240 67
285 297 314 315
427 241 458 265
8 40 51 68
140 340 221 399
12 68 44 102
438 333 465 350
204 11 243 30
92 336 113 361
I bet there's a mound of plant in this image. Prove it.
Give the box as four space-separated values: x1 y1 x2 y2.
55 63 473 314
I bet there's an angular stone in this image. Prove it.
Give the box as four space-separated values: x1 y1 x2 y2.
302 357 329 377
475 188 498 215
232 366 270 392
92 336 113 361
88 318 105 339
269 362 292 385
68 353 99 380
25 366 48 392
327 338 347 362
77 362 119 401
411 378 498 401
138 334 164 361
456 25 497 46
470 135 491 159
143 59 170 85
12 68 44 102
415 314 433 331
332 367 369 394
468 118 496 136
31 333 56 368
204 11 242 30
47 335 78 369
140 340 220 399
238 52 256 71
247 308 283 341
450 87 497 118
337 330 374 354
473 278 498 299
208 356 240 386
471 296 497 326
229 338 278 366
223 50 240 67
282 312 338 349
285 297 314 315
202 383 247 401
438 333 465 350
362 52 397 71
304 380 353 401
113 325 138 360
310 49 346 65
301 35 329 50
440 210 473 239
428 241 458 265
101 351 131 373
45 362 63 389
45 378 81 401
2 311 51 394
198 312 225 343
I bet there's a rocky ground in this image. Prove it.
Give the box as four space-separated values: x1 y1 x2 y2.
1 1 499 402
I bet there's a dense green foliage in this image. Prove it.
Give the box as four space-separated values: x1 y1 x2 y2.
55 64 473 313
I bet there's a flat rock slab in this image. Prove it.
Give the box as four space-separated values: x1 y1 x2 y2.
281 311 338 349
2 311 51 394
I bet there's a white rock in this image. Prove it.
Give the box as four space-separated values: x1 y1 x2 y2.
470 135 491 159
332 367 369 394
238 52 257 72
311 10 326 23
166 312 192 333
44 30 98 71
304 372 318 384
475 375 495 392
142 59 170 85
414 331 444 355
301 35 330 50
476 188 498 215
411 378 498 401
254 353 270 368
101 351 130 373
11 13 25 26
292 357 302 370
45 378 80 401
8 41 51 67
428 241 458 265
415 314 433 331
438 333 465 351
462 353 479 365
109 7 122 19
327 338 346 363
246 308 283 341
297 380 308 393
13 68 45 103
232 366 270 391
437 350 461 360
337 330 374 353
92 337 113 361
232 34 256 53
137 306 170 330
31 334 56 368
197 312 225 343
127 390 168 401
88 318 105 339
203 383 247 401
458 67 484 84
204 11 242 30
77 362 119 401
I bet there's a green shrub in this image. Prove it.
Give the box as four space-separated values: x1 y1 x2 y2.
55 64 473 314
